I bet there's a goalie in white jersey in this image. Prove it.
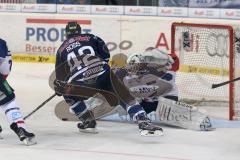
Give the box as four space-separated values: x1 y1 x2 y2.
122 48 213 131
0 38 36 145
136 47 179 114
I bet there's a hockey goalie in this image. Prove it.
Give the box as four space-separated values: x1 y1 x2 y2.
114 47 214 131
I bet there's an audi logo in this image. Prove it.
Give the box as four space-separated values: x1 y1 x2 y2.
206 33 229 58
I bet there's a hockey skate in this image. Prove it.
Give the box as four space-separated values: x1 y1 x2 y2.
77 110 98 134
0 125 3 139
10 123 36 146
136 113 163 136
199 116 215 131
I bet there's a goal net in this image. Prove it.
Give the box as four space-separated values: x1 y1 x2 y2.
171 22 240 120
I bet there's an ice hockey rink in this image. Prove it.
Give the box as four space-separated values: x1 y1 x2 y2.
1 63 240 160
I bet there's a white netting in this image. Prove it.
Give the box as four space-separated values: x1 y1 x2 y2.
233 28 240 119
172 23 240 119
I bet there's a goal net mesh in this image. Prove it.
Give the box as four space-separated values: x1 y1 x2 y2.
172 22 240 120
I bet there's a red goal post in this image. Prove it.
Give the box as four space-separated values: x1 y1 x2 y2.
171 22 239 120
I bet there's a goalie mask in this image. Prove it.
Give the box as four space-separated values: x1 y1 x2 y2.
65 21 81 39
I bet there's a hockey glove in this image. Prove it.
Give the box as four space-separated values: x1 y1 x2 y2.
142 49 174 70
53 79 67 96
127 49 174 71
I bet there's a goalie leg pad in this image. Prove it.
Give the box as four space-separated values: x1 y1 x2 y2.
54 94 118 121
140 96 178 114
156 97 215 131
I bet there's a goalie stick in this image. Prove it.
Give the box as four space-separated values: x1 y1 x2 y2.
54 93 118 121
53 79 118 107
212 77 240 89
51 78 119 122
195 74 239 89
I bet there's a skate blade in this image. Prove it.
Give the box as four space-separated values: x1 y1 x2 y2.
200 127 216 131
199 124 216 131
79 128 98 134
23 137 37 146
140 129 164 136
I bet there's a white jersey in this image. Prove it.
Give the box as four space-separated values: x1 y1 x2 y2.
0 39 12 77
125 49 180 102
0 55 12 77
122 70 178 102
161 71 178 97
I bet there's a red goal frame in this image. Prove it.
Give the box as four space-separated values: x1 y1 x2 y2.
171 22 235 120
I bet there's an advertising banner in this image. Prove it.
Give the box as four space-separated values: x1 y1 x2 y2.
0 13 173 57
220 9 240 19
0 3 21 12
158 7 188 17
124 6 157 16
188 8 220 18
21 4 56 13
0 12 239 64
91 5 124 15
57 5 91 14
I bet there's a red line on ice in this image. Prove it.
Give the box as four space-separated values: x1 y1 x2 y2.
0 145 192 160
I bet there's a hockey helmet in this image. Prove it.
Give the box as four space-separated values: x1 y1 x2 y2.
65 21 81 38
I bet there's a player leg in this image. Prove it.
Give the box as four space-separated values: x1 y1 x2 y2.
65 66 114 133
140 100 158 114
0 125 2 139
75 66 113 132
64 95 97 133
123 102 163 136
141 96 178 114
0 76 36 145
111 70 163 136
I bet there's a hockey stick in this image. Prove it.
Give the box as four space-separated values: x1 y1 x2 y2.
23 93 57 120
212 77 240 89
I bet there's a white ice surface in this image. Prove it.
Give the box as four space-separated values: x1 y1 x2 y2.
0 63 240 160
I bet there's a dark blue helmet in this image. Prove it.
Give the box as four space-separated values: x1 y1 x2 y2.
65 21 81 38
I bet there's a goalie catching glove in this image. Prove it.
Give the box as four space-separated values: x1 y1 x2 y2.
127 48 174 71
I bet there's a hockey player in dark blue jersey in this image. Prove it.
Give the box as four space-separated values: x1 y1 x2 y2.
54 21 111 133
0 38 36 145
54 22 163 136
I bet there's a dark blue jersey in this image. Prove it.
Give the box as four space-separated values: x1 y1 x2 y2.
0 39 9 58
55 34 110 83
0 38 12 78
